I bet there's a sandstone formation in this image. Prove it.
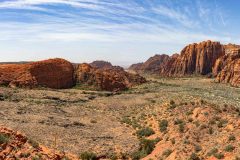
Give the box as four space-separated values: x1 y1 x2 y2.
216 60 240 87
167 40 225 76
75 63 146 91
212 48 240 76
129 54 170 73
128 62 144 72
90 60 113 69
129 41 225 76
0 58 74 89
129 40 240 87
0 127 77 160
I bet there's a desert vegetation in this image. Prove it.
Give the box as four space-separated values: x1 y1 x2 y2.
1 75 240 159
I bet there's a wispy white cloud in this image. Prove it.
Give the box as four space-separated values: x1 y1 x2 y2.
0 0 236 64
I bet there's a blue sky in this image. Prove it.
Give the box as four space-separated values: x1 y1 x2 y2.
0 0 239 66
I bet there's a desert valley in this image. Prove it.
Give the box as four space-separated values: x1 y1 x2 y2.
0 40 240 160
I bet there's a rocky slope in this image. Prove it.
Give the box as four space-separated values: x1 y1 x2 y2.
0 127 77 160
0 58 74 89
75 63 146 91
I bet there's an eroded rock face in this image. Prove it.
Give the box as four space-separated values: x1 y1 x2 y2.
90 60 113 69
75 63 146 91
168 40 225 76
216 54 240 87
129 54 170 73
0 58 74 89
212 48 240 76
128 63 144 72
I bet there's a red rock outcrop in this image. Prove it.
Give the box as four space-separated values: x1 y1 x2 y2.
0 58 74 89
215 48 240 87
128 63 144 72
90 60 113 69
75 63 146 91
129 54 170 73
0 126 77 160
167 40 225 76
212 48 240 76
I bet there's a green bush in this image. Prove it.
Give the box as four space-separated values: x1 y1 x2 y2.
0 133 9 144
162 149 172 157
159 119 168 132
179 123 185 133
224 145 235 152
136 127 155 137
189 153 200 160
207 148 218 156
131 138 157 160
28 139 39 148
174 119 184 125
228 135 236 141
80 152 97 160
214 153 224 159
194 145 202 152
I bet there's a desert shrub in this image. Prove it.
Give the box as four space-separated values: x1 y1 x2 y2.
194 145 202 152
80 151 97 160
208 127 214 134
136 127 155 137
32 155 41 160
159 119 168 132
214 153 224 159
188 118 193 122
162 149 172 157
218 119 228 128
20 153 31 158
131 138 156 160
90 119 97 123
0 133 10 144
28 139 39 148
169 100 177 109
207 148 218 156
170 100 175 105
179 123 185 133
121 117 132 125
224 145 235 152
228 135 236 141
200 124 207 129
189 153 200 160
235 156 240 160
190 101 195 105
183 139 190 144
171 138 175 144
174 119 184 125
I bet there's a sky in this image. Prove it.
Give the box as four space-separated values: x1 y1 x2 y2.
0 0 240 66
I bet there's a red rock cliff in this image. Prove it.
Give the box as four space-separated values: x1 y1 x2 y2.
0 58 74 89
